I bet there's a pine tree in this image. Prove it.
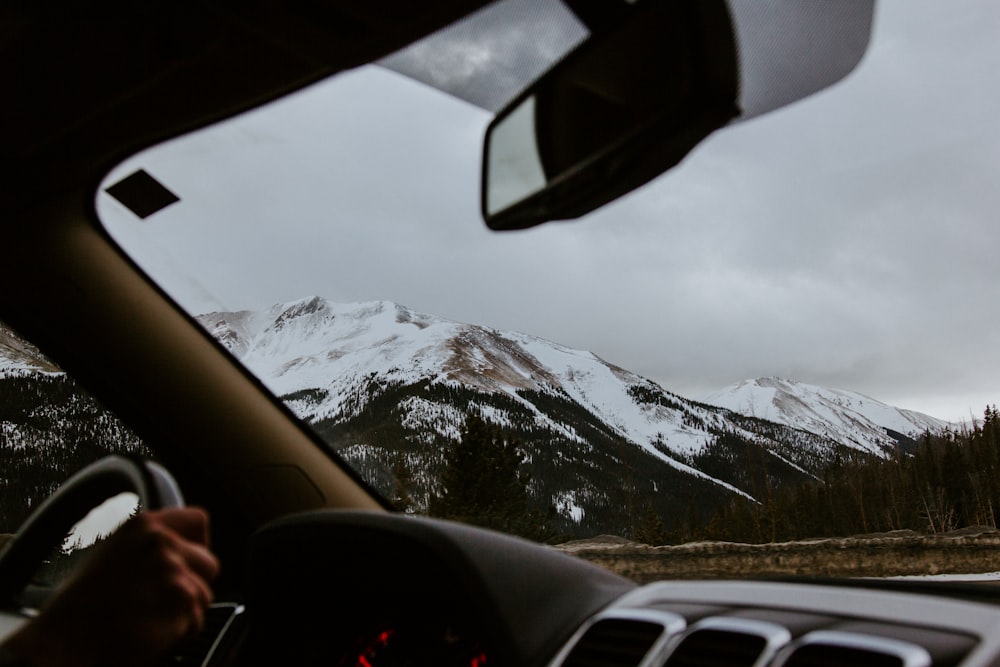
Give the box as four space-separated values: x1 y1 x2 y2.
390 452 415 513
428 414 532 536
634 503 669 545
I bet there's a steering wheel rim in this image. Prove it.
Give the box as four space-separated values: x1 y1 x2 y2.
0 455 184 604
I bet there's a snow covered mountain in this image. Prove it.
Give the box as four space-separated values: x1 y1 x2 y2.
0 303 954 538
196 296 911 535
0 323 147 533
200 296 735 462
0 322 60 375
701 377 951 455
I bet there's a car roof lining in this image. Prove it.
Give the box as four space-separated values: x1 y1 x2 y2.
2 1 497 210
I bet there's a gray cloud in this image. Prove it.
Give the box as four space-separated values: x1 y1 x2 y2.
379 0 587 111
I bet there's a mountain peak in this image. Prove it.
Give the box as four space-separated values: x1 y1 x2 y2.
702 377 950 454
270 296 338 332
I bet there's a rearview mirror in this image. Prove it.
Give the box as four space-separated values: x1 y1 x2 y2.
481 0 739 231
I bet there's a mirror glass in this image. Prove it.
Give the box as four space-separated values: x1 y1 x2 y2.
485 95 547 216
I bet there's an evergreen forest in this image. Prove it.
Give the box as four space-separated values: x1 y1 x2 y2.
0 373 148 534
412 398 1000 546
691 405 1000 545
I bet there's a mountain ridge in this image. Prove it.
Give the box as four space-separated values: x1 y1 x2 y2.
701 377 952 455
0 303 955 538
190 297 952 535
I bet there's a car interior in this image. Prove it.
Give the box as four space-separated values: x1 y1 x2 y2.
3 1 1000 666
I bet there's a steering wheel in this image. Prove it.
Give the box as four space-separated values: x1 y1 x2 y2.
0 455 183 604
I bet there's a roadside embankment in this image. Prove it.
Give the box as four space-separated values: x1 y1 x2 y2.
555 529 1000 583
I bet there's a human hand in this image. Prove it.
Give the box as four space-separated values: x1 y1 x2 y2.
2 507 219 667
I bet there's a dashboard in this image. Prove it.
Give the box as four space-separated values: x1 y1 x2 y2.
238 511 631 666
193 511 1000 667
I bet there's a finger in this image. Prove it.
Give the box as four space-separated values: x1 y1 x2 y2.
153 507 212 545
172 536 221 583
167 569 212 639
160 550 215 634
175 562 214 613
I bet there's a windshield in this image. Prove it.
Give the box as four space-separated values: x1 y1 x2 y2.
96 1 999 566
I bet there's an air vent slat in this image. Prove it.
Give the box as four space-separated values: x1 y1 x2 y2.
776 631 932 667
782 645 904 667
665 629 768 667
562 618 665 667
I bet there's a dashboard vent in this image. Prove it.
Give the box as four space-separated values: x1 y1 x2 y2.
170 602 246 667
774 631 932 667
559 611 684 667
561 618 664 667
663 618 791 667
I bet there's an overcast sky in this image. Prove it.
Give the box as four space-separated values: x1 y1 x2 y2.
98 0 1000 423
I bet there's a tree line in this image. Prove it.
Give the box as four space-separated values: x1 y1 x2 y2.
691 405 1000 544
6 363 996 550
421 405 1000 547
